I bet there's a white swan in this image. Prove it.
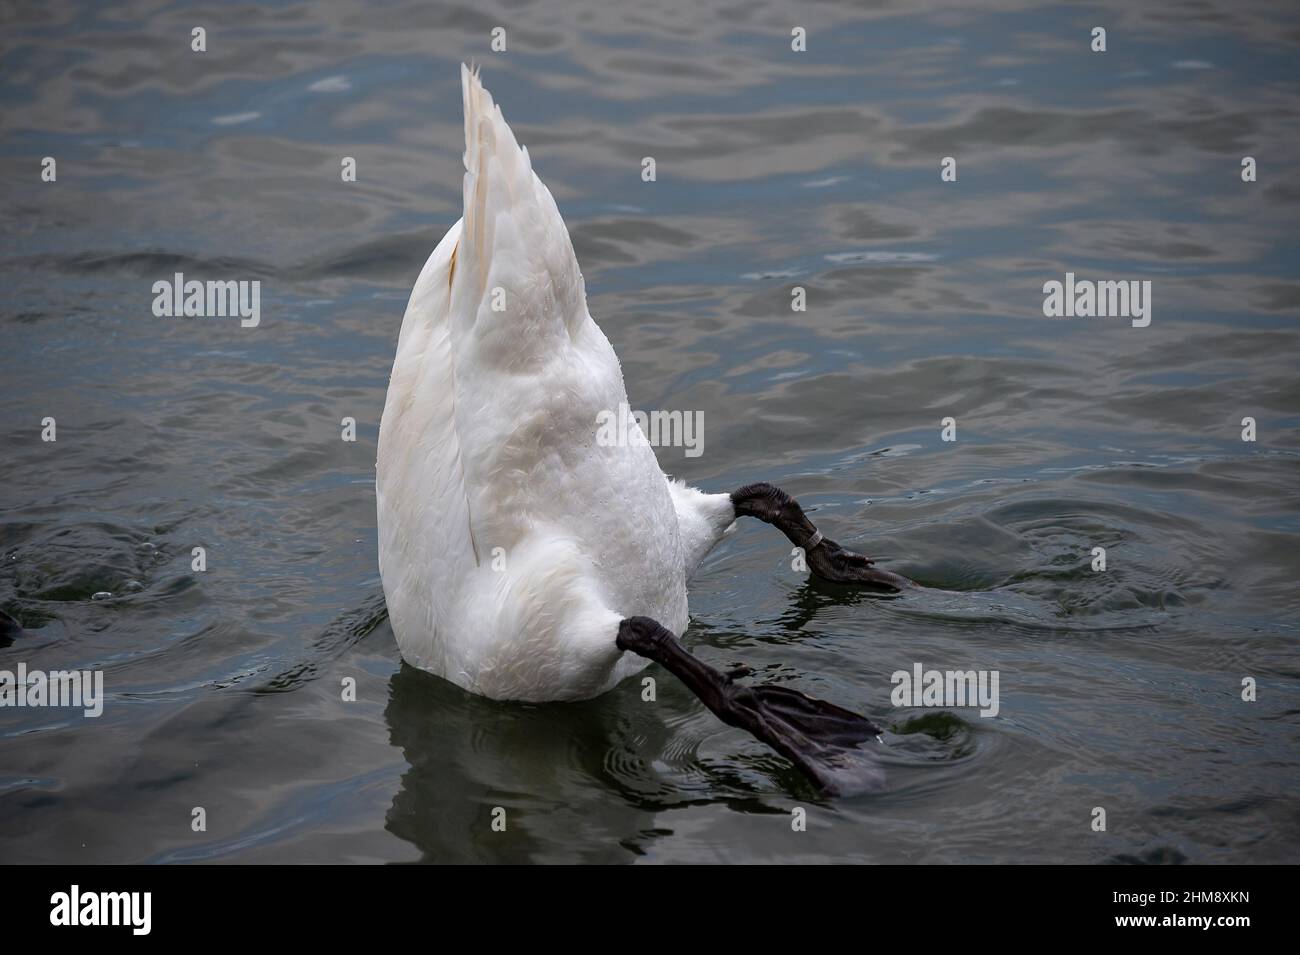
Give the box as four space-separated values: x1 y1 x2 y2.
377 66 909 793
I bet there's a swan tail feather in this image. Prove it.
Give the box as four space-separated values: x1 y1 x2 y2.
454 64 587 361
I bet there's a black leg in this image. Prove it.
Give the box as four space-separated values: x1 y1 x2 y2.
731 482 911 590
617 616 886 795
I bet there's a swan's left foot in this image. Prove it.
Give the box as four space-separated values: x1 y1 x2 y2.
617 616 886 795
732 482 910 591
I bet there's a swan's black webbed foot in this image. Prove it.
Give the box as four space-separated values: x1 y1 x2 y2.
617 616 885 795
731 482 910 592
805 538 913 589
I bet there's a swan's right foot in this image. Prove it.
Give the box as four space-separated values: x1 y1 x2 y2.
804 537 913 589
731 482 911 592
616 616 885 795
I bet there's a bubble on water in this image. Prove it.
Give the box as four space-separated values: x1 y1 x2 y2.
90 591 112 601
122 580 143 593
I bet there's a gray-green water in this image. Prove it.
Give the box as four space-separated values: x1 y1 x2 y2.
2 0 1298 863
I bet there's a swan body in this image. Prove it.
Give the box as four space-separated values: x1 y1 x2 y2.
377 66 733 702
378 67 908 794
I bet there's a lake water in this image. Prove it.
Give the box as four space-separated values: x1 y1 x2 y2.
2 0 1298 863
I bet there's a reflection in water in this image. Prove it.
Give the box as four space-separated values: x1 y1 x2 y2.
383 662 626 863
383 653 832 862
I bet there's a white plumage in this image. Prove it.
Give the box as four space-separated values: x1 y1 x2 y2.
377 66 734 702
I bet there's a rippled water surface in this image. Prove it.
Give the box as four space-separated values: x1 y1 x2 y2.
3 0 1299 863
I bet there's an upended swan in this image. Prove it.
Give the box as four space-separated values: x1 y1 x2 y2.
377 66 910 794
